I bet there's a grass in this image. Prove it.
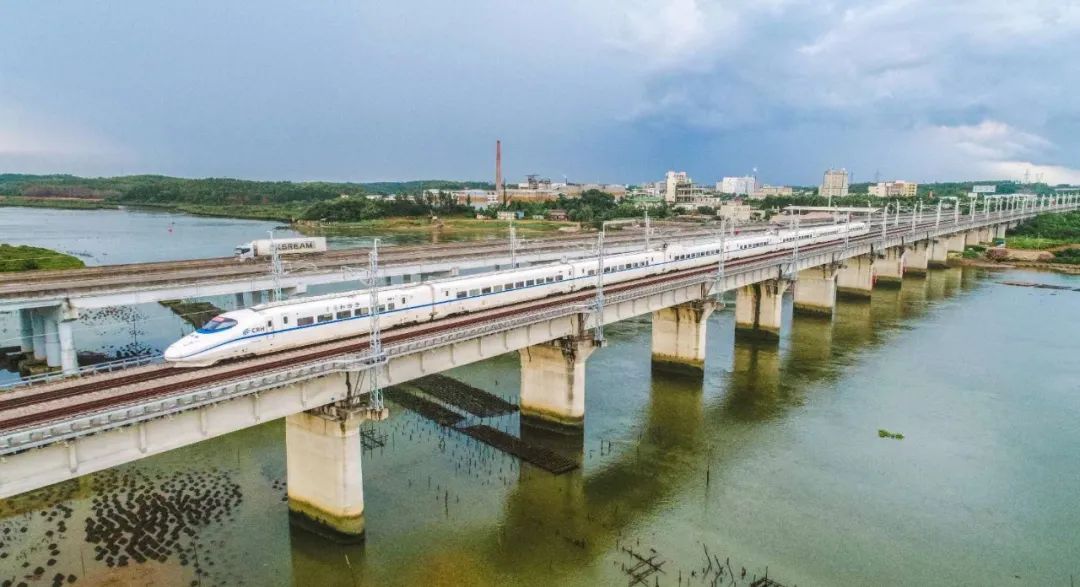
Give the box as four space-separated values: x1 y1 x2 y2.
0 196 117 210
0 244 85 272
878 429 904 440
1005 236 1075 250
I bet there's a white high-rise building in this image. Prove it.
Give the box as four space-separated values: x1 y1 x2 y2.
820 169 849 199
718 176 757 196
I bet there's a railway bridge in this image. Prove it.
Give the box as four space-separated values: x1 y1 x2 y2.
0 195 1075 542
1 226 719 375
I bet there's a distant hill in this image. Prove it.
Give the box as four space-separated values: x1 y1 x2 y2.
0 174 494 206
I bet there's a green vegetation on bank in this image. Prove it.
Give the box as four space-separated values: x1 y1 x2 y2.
0 196 117 210
499 190 670 224
1008 210 1080 241
0 174 492 220
1051 248 1080 264
1006 210 1080 250
0 244 85 272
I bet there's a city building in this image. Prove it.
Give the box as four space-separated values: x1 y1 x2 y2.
820 169 850 199
868 180 918 198
445 189 499 209
718 176 756 196
752 185 794 199
664 171 692 203
714 199 755 224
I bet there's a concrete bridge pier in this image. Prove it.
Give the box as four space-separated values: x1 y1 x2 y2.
905 241 931 275
56 305 79 374
18 309 34 354
926 238 951 269
837 254 876 298
30 309 46 360
519 336 597 432
876 247 906 286
286 408 367 543
944 233 966 255
735 279 789 340
43 312 61 368
793 265 838 317
964 230 981 247
994 224 1007 240
651 299 715 376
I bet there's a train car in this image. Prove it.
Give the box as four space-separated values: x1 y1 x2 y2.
165 222 868 367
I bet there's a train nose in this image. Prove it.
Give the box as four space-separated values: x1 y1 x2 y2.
163 342 184 362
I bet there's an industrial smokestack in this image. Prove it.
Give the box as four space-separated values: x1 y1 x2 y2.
495 140 503 205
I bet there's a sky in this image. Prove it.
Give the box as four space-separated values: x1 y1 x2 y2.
1 0 1079 186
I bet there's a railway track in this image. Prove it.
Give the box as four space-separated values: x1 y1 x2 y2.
0 228 719 296
0 225 910 433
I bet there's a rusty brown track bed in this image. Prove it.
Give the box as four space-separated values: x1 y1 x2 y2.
0 223 926 433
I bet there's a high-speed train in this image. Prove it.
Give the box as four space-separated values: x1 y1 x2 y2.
164 222 867 366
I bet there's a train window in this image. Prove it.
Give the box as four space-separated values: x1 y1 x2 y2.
317 314 333 323
504 283 514 290
378 305 387 313
358 307 369 316
588 269 595 276
456 291 467 299
515 281 524 288
283 316 289 324
267 320 273 328
494 285 503 292
387 303 395 311
298 317 314 326
556 275 563 281
526 280 535 286
481 287 492 294
197 316 238 334
336 311 351 320
469 289 480 296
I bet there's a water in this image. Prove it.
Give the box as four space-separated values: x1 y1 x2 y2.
2 208 1080 585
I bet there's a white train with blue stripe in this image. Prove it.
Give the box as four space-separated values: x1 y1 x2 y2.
164 222 867 366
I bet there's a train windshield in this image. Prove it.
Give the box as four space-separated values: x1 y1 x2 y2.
197 316 238 334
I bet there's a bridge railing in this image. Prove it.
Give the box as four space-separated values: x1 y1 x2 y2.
0 354 164 391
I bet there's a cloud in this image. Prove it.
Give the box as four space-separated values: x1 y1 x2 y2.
0 0 1078 184
924 121 1050 162
0 101 133 174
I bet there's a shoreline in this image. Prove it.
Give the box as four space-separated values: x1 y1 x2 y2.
1 199 576 237
952 256 1080 275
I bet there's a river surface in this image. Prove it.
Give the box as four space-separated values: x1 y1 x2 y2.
1 207 1079 586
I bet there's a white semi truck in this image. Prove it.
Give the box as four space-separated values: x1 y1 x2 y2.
234 237 327 260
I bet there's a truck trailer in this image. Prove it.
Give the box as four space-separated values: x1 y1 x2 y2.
234 237 327 260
